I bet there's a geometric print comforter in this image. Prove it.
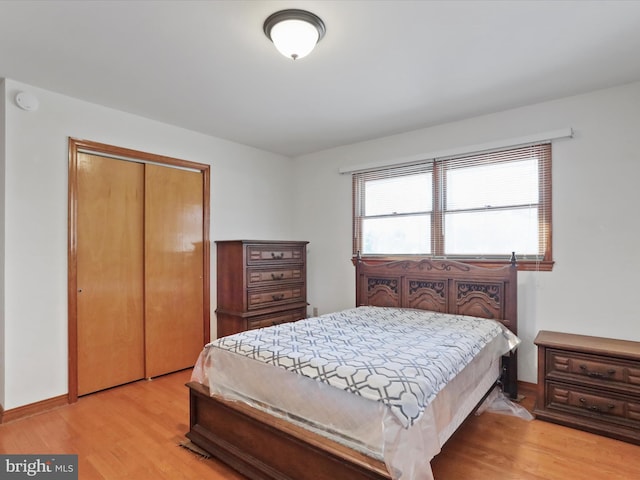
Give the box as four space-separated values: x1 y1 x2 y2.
210 306 519 428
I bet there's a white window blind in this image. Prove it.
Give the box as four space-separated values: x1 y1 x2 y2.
353 143 552 269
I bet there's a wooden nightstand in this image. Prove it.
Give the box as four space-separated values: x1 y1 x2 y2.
534 330 640 445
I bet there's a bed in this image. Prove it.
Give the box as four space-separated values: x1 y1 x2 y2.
186 255 519 480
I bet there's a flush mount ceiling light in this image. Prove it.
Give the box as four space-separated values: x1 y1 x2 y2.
263 9 326 60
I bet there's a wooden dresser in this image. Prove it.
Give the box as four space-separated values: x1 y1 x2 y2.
534 330 640 445
215 240 308 337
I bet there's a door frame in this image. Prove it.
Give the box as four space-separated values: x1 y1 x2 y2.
68 138 211 402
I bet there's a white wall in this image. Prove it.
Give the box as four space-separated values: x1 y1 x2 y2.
4 78 639 410
2 78 295 410
293 81 640 384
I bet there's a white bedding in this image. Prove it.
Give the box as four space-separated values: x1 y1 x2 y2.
192 307 520 480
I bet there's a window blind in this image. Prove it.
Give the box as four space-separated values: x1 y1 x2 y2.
352 143 552 269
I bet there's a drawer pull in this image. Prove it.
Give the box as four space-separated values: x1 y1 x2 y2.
271 252 284 259
578 397 615 414
271 273 284 280
579 364 616 378
271 294 285 301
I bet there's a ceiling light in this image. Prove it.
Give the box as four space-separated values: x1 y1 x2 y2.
263 9 326 60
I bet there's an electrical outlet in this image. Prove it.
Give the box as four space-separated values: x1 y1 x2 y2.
312 307 318 317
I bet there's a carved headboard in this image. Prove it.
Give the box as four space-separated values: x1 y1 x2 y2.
355 257 517 333
354 256 518 397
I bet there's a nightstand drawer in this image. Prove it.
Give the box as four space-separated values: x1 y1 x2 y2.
547 349 640 390
546 381 640 427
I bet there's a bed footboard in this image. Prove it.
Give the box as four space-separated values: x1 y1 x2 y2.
186 381 391 480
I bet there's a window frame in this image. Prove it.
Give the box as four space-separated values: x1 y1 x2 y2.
352 143 553 271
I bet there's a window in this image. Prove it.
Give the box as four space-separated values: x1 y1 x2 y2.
352 143 552 270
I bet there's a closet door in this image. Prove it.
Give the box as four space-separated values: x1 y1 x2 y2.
76 154 145 395
144 164 205 378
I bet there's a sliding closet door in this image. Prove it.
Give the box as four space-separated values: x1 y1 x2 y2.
76 154 145 396
144 164 205 378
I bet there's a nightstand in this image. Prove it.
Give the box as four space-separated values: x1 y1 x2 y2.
534 330 640 445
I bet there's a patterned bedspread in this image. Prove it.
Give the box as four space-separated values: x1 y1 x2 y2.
210 306 518 428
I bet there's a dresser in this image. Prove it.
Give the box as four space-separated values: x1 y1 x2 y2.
534 330 640 445
215 240 308 337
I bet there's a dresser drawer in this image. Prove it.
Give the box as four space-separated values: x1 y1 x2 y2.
247 244 305 264
248 308 307 330
546 349 640 393
247 266 304 287
247 285 305 310
546 381 640 427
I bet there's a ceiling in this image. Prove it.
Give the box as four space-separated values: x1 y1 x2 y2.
2 1 640 157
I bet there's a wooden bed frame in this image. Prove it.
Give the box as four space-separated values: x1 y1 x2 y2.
186 256 518 480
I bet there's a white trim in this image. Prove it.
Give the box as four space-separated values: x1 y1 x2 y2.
339 127 573 174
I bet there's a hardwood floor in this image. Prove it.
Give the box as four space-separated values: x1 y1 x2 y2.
431 383 640 480
0 369 244 480
1 370 638 479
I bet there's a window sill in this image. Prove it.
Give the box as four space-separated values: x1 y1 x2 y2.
352 255 554 272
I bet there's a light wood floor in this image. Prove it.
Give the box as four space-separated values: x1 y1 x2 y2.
1 369 638 479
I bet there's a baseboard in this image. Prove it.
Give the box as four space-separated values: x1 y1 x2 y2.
0 394 68 424
518 380 536 393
